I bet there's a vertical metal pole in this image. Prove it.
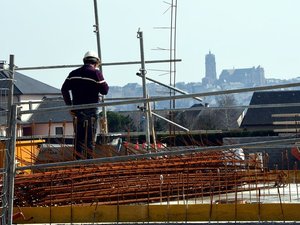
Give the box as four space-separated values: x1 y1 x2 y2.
147 97 157 150
173 0 178 104
6 104 18 225
93 0 102 63
6 55 15 130
168 0 177 140
2 55 15 224
137 30 151 149
93 0 108 134
2 55 16 225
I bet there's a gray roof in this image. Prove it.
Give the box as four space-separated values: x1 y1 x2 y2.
0 109 7 125
28 97 72 123
241 90 300 128
0 71 60 95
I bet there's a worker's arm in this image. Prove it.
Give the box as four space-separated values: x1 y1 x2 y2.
96 70 109 95
61 80 72 105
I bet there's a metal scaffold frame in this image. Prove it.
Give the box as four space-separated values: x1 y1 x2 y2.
0 55 18 225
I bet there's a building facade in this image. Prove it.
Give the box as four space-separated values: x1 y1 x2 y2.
219 66 265 86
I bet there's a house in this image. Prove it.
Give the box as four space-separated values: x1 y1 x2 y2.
240 90 300 132
171 103 244 131
225 90 300 169
0 108 6 136
24 97 73 137
0 70 62 136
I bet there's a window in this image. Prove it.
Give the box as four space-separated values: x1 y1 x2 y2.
23 127 32 136
55 127 64 135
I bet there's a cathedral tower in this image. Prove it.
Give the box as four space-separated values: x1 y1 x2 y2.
202 51 217 85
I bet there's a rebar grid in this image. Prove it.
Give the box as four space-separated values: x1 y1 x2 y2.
4 148 296 207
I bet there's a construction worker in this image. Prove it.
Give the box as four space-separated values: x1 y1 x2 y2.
61 51 109 159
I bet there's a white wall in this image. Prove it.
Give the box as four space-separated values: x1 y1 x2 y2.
1 125 23 138
19 95 50 121
32 122 73 136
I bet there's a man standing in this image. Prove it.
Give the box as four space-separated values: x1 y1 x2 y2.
61 51 109 159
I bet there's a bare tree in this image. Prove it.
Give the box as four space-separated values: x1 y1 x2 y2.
214 94 240 129
215 94 237 107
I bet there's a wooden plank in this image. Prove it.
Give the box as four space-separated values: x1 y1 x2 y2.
273 128 300 133
273 121 300 125
272 113 300 118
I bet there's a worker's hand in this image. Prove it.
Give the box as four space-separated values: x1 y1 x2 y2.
70 110 76 117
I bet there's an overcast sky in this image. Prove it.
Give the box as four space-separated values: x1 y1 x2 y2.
1 0 300 89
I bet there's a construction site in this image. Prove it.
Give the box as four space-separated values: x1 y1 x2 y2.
1 77 300 224
1 1 300 225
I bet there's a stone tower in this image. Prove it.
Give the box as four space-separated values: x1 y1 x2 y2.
202 51 217 85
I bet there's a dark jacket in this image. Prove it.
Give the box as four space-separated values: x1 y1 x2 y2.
61 64 109 106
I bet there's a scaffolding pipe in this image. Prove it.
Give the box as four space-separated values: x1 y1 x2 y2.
2 55 16 225
6 105 18 225
137 30 151 149
15 59 182 71
93 0 102 66
93 0 108 134
6 55 15 130
151 111 189 132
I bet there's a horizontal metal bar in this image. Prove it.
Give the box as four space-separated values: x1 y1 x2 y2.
15 59 182 71
15 97 144 106
15 99 300 114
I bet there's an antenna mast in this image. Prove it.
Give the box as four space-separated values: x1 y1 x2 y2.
167 0 178 139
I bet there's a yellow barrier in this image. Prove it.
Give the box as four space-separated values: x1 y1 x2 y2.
0 139 45 169
13 204 300 223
